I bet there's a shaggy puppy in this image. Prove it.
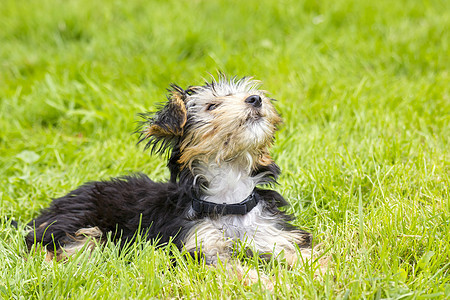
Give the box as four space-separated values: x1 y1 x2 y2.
26 75 312 269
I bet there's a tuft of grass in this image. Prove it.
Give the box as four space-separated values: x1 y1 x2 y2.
1 0 449 298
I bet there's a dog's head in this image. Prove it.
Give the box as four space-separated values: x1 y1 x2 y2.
139 75 282 179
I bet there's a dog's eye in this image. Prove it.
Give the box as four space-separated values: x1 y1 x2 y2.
206 103 218 111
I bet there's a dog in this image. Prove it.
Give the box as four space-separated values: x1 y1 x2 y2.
26 75 313 274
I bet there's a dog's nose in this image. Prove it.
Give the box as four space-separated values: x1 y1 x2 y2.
245 95 262 108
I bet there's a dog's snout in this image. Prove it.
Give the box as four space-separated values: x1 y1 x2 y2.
245 95 262 108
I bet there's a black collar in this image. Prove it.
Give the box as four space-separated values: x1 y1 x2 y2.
192 190 260 215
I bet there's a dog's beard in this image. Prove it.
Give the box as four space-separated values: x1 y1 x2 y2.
245 109 263 123
242 114 273 147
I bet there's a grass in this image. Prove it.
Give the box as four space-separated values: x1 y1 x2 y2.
0 0 449 298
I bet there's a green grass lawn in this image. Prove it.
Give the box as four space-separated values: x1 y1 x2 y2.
1 0 449 298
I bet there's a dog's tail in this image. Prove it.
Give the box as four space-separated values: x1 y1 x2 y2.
4 217 18 229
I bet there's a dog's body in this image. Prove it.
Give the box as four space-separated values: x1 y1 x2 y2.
26 76 312 266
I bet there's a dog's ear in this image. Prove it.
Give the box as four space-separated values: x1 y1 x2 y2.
138 85 187 154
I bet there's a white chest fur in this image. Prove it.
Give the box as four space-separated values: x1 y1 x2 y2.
198 162 261 205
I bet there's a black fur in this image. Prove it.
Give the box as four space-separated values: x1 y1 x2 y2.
26 174 194 251
26 171 302 252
